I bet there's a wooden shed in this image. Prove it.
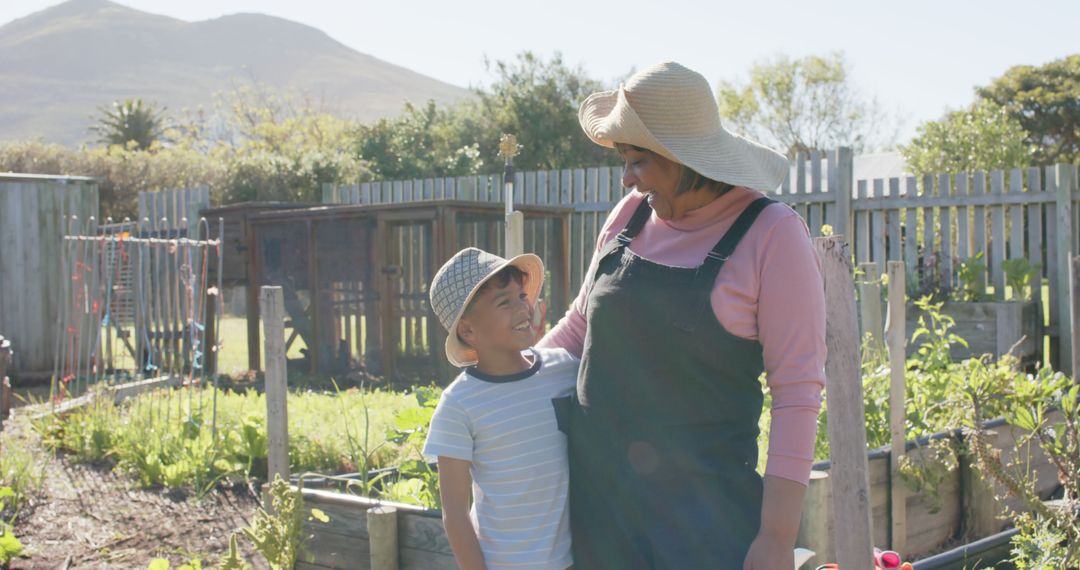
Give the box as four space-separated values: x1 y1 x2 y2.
0 173 99 380
199 202 321 289
246 200 571 384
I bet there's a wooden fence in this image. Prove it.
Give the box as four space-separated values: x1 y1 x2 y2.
0 174 99 378
324 153 1080 368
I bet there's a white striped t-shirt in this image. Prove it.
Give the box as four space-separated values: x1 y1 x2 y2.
423 347 577 570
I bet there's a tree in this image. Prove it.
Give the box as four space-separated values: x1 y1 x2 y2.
90 98 169 150
353 101 485 180
351 51 619 180
976 54 1080 165
470 51 617 171
900 100 1031 176
717 52 896 157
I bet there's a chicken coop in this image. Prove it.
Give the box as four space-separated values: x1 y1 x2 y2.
245 200 571 384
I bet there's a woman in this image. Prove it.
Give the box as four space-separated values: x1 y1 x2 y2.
541 62 826 569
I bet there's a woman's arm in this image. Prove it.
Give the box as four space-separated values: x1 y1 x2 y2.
438 456 486 570
742 475 805 569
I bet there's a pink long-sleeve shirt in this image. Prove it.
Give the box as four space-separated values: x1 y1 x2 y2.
539 186 826 486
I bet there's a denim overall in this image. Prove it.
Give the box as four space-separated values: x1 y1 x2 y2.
556 196 775 569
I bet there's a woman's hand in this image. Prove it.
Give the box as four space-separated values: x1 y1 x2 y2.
529 298 547 345
742 533 796 570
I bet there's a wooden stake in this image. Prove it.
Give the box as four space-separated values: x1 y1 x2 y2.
260 286 290 487
857 262 884 353
886 260 907 553
798 470 834 567
506 211 525 258
1071 255 1080 382
368 506 399 570
814 236 874 568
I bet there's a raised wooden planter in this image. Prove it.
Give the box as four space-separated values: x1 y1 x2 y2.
296 488 453 570
905 301 1039 362
797 415 1059 567
295 415 1059 570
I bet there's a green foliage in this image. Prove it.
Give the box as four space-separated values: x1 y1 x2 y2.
90 98 169 151
717 51 895 156
0 424 46 518
901 100 1032 177
354 51 618 179
241 475 305 570
0 487 24 568
954 252 991 302
0 82 365 219
1002 258 1041 302
147 559 202 570
216 534 250 570
353 101 485 180
977 54 1080 166
378 388 441 508
963 363 1079 566
34 386 422 493
1010 512 1073 570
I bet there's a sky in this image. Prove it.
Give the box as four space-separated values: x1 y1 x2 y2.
2 0 1078 144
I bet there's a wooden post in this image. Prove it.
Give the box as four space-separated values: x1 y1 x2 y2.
831 147 854 240
814 236 875 569
368 505 399 570
886 261 907 553
798 470 834 567
1071 255 1080 382
0 335 11 430
1055 164 1074 370
204 287 218 377
260 286 290 487
857 262 884 352
506 211 525 258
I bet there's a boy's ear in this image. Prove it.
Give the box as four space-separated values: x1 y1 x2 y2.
456 318 476 346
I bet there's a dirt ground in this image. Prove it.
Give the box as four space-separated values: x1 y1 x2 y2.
9 449 270 569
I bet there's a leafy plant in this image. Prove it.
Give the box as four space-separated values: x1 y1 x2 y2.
963 363 1079 567
0 487 24 568
216 534 250 570
241 475 305 570
1003 258 1040 302
955 252 990 302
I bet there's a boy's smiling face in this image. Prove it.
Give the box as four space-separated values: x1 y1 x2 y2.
456 271 535 358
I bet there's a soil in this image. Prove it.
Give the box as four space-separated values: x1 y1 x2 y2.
8 447 270 569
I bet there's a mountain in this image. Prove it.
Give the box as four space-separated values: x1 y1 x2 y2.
0 0 471 145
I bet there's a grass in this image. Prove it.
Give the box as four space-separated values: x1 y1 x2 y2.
0 421 47 518
35 384 430 495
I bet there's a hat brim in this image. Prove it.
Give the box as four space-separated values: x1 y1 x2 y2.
444 253 545 367
579 88 789 192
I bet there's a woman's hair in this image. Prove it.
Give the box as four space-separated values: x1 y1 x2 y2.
615 143 733 196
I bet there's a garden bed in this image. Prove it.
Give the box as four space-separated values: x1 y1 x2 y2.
292 414 1061 570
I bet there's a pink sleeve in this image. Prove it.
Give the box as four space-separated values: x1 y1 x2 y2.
538 193 637 358
758 215 827 486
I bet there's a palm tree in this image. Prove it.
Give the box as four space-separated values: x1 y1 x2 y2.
90 98 169 150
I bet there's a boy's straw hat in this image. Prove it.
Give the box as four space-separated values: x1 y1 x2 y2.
578 61 789 191
430 248 544 367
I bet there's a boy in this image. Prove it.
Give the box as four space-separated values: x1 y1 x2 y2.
424 247 576 570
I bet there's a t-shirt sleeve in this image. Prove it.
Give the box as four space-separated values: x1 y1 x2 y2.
422 393 474 462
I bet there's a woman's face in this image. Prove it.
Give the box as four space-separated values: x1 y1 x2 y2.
617 145 687 221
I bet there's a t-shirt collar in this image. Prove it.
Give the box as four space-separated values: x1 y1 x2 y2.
466 349 543 383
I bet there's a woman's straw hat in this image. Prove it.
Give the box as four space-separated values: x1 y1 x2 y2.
579 61 789 191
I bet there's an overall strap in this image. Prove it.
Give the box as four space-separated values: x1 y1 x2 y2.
674 197 776 332
614 199 654 246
